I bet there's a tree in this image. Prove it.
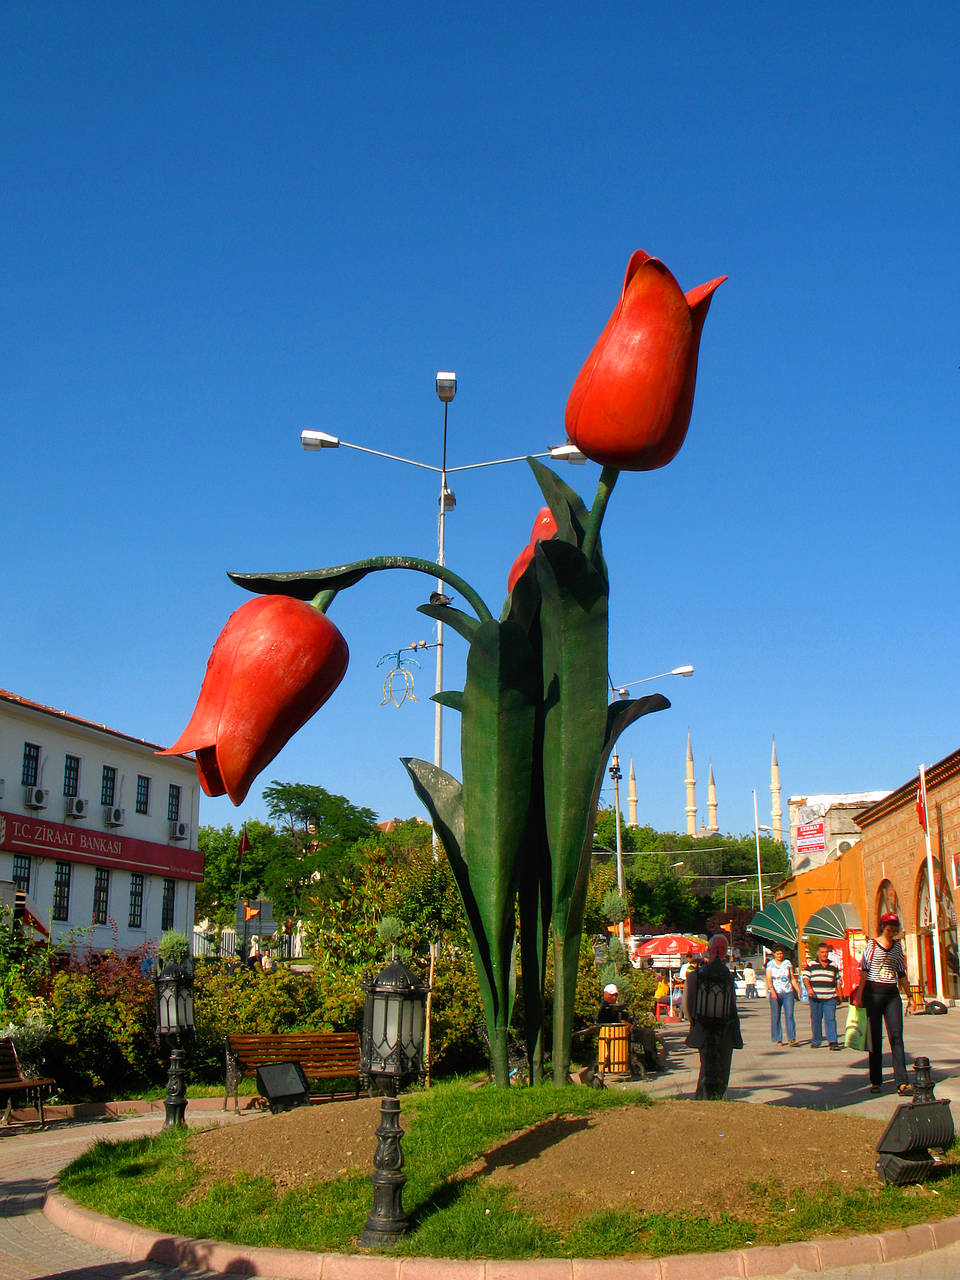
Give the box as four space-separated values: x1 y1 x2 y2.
196 820 278 925
626 865 699 932
261 781 378 917
592 807 638 855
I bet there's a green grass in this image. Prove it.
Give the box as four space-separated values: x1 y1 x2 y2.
57 1085 960 1261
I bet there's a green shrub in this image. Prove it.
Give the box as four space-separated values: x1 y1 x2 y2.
46 956 162 1096
189 959 365 1082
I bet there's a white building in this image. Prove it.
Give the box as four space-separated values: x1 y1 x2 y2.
0 689 202 951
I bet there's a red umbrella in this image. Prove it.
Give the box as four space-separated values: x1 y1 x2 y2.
635 934 707 958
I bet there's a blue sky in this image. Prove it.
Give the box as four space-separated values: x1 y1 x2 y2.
3 3 958 843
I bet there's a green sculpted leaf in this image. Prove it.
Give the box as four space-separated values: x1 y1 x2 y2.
526 456 591 548
229 556 493 623
604 694 670 757
400 756 497 1037
432 691 465 712
459 620 538 1052
416 602 481 646
405 616 538 1086
534 536 610 1083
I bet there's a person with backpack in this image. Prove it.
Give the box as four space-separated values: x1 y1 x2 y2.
683 934 743 1099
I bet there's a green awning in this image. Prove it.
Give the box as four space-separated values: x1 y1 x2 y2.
748 900 798 948
803 902 861 940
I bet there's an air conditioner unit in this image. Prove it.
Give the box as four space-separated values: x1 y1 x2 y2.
65 797 89 819
104 805 125 827
170 820 189 841
24 786 49 810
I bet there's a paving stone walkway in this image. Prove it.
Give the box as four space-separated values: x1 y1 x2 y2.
2 999 959 1278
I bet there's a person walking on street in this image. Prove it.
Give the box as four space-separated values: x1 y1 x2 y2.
742 961 757 999
765 945 802 1044
859 913 916 1094
684 933 743 1098
802 942 843 1050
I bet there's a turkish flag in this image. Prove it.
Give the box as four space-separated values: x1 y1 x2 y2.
238 828 251 858
916 776 927 832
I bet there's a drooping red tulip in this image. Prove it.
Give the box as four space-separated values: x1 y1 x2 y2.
565 251 726 470
158 595 348 805
508 506 559 592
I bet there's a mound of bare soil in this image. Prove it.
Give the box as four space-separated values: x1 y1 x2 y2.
188 1095 891 1223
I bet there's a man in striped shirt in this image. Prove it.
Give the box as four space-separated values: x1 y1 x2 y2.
802 942 844 1049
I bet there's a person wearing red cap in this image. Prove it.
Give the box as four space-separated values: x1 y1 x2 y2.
859 912 916 1094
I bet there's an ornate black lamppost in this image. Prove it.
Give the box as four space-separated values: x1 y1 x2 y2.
155 952 195 1128
358 957 429 1249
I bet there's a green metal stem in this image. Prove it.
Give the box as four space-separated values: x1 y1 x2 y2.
311 589 338 613
372 556 493 622
582 466 621 562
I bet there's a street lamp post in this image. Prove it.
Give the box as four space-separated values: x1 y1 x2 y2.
301 386 584 783
753 789 765 911
607 666 694 939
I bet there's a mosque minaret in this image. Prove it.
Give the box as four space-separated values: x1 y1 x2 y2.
685 730 697 836
676 734 783 840
707 762 719 834
770 735 783 843
627 758 638 827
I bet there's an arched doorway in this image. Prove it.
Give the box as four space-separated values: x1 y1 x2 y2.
916 859 959 999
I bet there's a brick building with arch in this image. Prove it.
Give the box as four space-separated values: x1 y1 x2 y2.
856 748 960 1003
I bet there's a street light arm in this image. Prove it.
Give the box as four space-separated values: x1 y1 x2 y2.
301 433 579 475
228 556 494 625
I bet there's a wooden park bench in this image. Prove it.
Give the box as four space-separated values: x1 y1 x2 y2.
224 1031 361 1112
0 1038 56 1127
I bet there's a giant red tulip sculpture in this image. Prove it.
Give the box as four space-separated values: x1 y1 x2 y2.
158 595 348 805
162 250 723 1087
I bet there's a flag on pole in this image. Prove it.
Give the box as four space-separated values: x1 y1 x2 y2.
916 771 927 833
238 827 251 858
244 901 261 922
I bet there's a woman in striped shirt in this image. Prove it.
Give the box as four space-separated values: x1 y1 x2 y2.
860 912 916 1094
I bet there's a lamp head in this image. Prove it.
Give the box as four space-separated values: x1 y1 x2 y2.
435 372 457 403
548 442 587 464
301 429 340 450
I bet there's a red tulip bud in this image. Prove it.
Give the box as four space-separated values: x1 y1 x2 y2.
158 595 348 805
565 251 725 470
507 506 559 592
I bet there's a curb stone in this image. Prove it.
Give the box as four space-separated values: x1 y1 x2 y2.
42 1184 960 1280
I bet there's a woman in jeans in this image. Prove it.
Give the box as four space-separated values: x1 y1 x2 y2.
764 945 801 1044
861 912 916 1094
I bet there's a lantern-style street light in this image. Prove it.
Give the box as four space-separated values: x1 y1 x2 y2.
359 957 430 1248
155 953 195 1128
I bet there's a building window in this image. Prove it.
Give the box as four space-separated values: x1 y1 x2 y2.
167 784 181 822
63 754 80 798
12 855 31 893
136 774 151 815
93 868 110 926
161 878 175 931
21 743 40 787
101 765 117 807
128 873 144 929
53 861 71 921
